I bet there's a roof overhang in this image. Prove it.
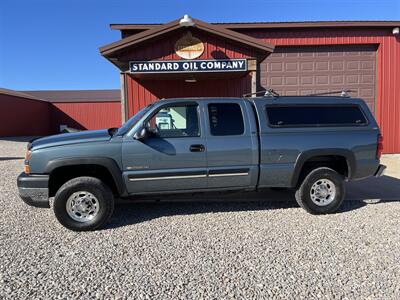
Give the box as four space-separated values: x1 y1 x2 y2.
100 17 275 59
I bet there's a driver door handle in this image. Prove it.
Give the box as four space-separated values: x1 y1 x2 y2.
190 144 205 152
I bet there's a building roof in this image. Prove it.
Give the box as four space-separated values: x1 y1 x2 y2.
110 20 400 32
22 89 121 103
0 88 48 102
100 17 275 57
216 20 400 29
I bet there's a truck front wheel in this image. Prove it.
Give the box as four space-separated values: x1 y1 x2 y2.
53 177 114 231
295 167 345 214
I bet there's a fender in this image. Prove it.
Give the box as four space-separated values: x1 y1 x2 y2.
290 149 356 187
44 157 127 196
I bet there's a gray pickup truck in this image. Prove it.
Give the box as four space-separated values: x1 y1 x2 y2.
18 96 385 231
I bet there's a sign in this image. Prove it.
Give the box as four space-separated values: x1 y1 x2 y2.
129 59 247 74
175 32 204 59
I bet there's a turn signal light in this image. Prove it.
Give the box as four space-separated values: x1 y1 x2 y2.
24 150 31 174
377 134 384 159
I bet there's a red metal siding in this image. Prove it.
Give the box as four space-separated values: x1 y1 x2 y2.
51 102 121 131
244 28 399 153
125 75 252 118
0 95 50 136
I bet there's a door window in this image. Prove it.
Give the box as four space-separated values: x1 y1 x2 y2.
208 103 244 136
147 104 200 138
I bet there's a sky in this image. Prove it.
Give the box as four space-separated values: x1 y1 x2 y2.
0 0 399 91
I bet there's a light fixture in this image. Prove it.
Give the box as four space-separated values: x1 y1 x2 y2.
179 14 195 27
185 78 197 83
393 27 400 35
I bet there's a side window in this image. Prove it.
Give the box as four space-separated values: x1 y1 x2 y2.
208 103 244 136
266 105 368 127
147 104 200 138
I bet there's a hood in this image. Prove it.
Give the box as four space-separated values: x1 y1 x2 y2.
30 129 112 150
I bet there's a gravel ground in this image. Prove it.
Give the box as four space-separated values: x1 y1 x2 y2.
1 137 399 299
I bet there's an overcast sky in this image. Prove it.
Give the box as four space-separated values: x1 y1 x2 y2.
0 0 399 91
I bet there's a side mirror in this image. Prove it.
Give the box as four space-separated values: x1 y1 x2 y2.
133 126 148 140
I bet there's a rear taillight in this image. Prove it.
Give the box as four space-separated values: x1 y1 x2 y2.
377 134 384 159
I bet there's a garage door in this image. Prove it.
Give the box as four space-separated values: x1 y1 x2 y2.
261 45 377 113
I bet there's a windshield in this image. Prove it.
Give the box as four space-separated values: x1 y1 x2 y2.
117 104 153 135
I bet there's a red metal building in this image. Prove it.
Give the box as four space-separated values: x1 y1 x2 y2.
0 89 51 136
0 89 120 136
100 18 400 153
24 90 121 132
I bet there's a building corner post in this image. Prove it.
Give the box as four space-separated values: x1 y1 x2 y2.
251 71 257 97
248 59 258 97
120 72 127 123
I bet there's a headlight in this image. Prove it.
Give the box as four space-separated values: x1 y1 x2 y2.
24 150 31 174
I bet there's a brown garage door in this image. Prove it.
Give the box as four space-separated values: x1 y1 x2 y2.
261 45 377 113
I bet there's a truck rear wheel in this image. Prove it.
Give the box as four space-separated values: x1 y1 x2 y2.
53 177 114 231
295 167 345 214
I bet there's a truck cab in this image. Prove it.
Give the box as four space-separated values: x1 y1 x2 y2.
122 98 258 194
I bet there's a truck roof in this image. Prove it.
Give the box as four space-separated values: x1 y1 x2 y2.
159 96 367 106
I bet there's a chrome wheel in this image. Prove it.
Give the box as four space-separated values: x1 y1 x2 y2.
66 191 100 223
310 179 336 206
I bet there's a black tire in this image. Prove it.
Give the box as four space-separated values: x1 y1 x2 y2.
295 167 345 214
53 177 114 231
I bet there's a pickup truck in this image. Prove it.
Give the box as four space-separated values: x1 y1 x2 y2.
17 96 386 231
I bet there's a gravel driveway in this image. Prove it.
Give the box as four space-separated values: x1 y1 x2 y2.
1 137 399 299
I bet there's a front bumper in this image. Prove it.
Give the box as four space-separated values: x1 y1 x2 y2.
374 164 386 177
17 172 50 208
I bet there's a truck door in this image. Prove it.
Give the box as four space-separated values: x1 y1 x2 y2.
204 100 259 189
122 101 208 194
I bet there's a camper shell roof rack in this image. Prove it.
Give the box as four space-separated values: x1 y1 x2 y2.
245 89 354 98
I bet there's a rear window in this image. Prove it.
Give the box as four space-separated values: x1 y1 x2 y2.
266 105 368 127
